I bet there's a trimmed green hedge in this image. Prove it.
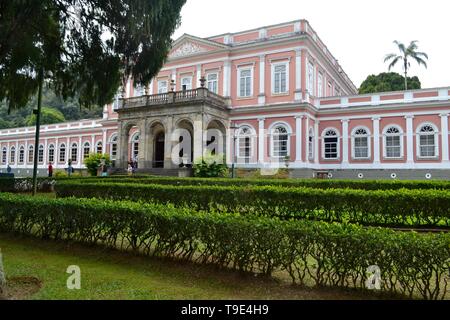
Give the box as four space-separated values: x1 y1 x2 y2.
66 176 450 190
55 181 450 228
0 192 448 299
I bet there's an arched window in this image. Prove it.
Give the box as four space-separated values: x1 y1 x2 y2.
308 128 314 160
323 129 339 159
237 126 253 163
28 145 34 163
352 127 370 159
83 142 91 159
19 146 25 164
384 126 402 158
59 143 66 163
110 135 118 160
131 134 139 161
10 146 16 164
96 141 103 154
2 147 7 164
71 143 78 162
38 144 44 163
417 124 438 158
270 124 290 158
48 144 55 163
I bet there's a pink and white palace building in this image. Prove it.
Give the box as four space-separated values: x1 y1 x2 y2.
1 20 449 179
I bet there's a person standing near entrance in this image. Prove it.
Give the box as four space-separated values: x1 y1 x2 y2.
6 164 11 174
48 162 53 177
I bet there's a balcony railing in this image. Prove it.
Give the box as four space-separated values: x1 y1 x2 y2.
118 88 230 110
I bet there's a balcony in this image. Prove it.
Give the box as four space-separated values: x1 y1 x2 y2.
118 87 230 111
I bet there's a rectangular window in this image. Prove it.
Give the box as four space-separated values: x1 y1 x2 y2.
272 63 288 94
38 147 44 163
354 137 369 158
238 68 252 97
71 147 78 162
207 73 218 93
419 135 436 157
157 80 168 94
48 148 55 163
238 137 251 163
386 136 401 158
324 137 338 159
181 77 192 91
59 146 66 162
318 73 323 98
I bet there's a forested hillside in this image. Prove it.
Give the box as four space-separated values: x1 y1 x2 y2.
0 87 103 129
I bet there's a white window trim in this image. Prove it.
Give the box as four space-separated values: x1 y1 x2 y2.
236 125 256 160
18 145 25 164
71 143 78 162
38 144 44 164
351 126 371 160
157 79 168 94
28 145 34 163
131 132 140 161
180 76 193 90
321 127 340 160
317 72 323 98
206 72 219 94
96 141 103 154
307 62 314 94
237 66 254 98
382 125 404 159
269 122 292 159
416 122 440 159
1 147 7 164
59 143 66 162
48 144 55 163
308 128 314 161
83 142 91 159
271 61 290 95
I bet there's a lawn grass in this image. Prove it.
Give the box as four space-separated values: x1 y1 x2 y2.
0 233 391 300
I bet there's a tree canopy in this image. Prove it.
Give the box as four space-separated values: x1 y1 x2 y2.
25 106 66 126
0 0 186 112
359 72 421 94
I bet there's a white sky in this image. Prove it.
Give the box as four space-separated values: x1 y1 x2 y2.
173 0 449 90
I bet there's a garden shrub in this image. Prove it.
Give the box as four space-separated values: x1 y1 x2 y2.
55 181 450 228
193 153 228 178
0 192 448 300
84 153 111 177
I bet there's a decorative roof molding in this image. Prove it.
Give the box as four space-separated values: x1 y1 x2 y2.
169 41 208 59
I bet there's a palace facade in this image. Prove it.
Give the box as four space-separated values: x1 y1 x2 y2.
1 20 449 179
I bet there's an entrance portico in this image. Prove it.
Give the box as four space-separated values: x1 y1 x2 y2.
116 87 230 171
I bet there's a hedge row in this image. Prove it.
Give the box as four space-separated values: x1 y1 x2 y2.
0 192 448 299
67 176 450 190
55 181 450 228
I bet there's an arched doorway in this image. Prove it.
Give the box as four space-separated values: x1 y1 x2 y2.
153 132 165 168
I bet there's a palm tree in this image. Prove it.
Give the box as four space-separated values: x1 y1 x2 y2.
384 41 428 90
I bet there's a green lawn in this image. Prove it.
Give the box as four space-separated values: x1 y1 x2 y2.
0 233 387 300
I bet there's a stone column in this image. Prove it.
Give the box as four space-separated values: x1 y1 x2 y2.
193 113 205 162
138 120 147 169
117 124 129 169
164 116 174 169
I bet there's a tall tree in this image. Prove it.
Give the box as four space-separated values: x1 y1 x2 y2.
384 40 428 90
0 0 186 111
0 0 186 194
359 72 421 94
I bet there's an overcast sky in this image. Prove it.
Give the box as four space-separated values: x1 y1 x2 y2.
173 0 449 90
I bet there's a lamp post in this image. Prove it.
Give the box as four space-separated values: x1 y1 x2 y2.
230 124 239 178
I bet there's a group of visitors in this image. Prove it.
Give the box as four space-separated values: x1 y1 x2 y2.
127 158 138 175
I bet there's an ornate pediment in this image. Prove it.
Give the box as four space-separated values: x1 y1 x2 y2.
169 41 208 59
